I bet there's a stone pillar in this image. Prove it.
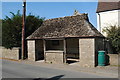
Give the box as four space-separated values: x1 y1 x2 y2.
79 38 95 67
27 40 36 61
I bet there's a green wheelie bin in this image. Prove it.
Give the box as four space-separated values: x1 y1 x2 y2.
98 51 106 66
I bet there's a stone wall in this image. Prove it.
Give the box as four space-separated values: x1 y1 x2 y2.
45 51 64 64
108 54 118 66
1 47 20 60
79 38 95 67
27 40 35 61
28 40 44 61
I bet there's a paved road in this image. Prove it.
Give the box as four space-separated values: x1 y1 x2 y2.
2 59 115 79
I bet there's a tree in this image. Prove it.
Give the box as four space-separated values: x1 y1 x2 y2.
2 10 45 49
103 25 120 53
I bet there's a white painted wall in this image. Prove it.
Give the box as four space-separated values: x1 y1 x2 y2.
97 10 120 36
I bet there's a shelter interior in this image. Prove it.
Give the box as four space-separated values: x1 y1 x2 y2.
35 38 79 64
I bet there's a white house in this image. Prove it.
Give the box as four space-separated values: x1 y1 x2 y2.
96 1 120 36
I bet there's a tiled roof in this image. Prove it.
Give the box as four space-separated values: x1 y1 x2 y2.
27 13 104 39
96 1 120 13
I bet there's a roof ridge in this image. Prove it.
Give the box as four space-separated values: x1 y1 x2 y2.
44 13 88 21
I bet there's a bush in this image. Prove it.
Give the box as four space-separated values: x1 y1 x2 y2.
2 10 45 49
103 25 120 53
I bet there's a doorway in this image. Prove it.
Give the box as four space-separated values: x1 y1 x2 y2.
66 38 79 64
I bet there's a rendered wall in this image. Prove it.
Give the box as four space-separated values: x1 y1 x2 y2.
97 10 120 36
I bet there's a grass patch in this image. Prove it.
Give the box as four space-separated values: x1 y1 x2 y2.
110 65 120 67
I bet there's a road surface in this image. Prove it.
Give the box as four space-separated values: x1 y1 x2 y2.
2 59 116 79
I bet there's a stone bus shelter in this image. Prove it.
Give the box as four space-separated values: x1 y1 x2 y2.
27 13 105 67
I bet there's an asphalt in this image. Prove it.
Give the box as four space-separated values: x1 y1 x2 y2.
15 59 118 78
1 58 119 79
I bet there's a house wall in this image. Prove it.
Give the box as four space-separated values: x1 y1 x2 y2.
66 38 79 58
46 40 63 50
79 38 95 67
27 40 36 61
97 10 120 54
97 10 120 36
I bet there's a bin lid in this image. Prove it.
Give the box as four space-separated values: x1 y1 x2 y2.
98 50 105 52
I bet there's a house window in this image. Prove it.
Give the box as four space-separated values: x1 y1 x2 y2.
52 40 59 46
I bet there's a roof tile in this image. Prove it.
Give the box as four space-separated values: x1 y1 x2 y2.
97 1 120 13
27 14 104 39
